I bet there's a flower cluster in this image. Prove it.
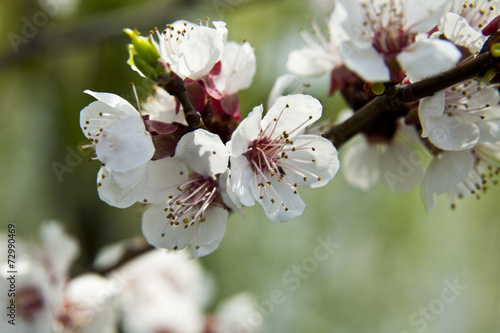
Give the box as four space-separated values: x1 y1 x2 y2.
286 0 500 210
80 19 339 256
0 222 261 333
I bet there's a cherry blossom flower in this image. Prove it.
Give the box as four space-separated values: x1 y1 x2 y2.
286 15 344 78
113 249 209 333
79 90 155 208
418 80 500 151
214 293 261 333
55 274 117 333
341 117 425 192
210 40 256 98
141 129 231 257
0 222 79 333
423 138 500 211
332 0 461 82
151 19 228 80
227 94 339 222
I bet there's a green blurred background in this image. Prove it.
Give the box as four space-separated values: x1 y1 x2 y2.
1 0 500 332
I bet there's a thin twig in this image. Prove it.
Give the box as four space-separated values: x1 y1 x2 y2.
325 52 495 148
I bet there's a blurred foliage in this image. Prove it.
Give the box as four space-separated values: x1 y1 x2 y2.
1 0 500 332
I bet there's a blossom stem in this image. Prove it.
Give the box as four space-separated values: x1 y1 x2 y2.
158 73 203 129
325 51 496 148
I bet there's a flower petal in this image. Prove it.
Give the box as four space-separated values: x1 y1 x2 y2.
228 105 263 156
190 206 228 257
340 41 390 82
95 115 154 172
397 38 461 82
142 204 197 251
228 155 256 207
174 129 229 176
256 179 306 222
97 165 148 208
341 140 381 191
214 41 256 95
140 158 188 204
84 90 138 116
380 143 424 192
262 94 323 140
281 135 339 188
419 91 446 138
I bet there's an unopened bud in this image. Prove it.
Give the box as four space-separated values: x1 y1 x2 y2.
491 43 500 57
371 82 386 95
124 28 164 80
482 69 497 82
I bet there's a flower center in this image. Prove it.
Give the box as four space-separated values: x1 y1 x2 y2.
361 0 416 55
161 174 224 249
17 286 45 321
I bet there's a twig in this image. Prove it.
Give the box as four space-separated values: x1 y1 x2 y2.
325 52 495 148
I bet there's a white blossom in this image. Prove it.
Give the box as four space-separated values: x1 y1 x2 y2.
419 80 500 151
152 20 228 80
212 40 256 96
80 90 155 208
333 0 461 82
342 122 425 192
141 130 230 256
227 94 339 222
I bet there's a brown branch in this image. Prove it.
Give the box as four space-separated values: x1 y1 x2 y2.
325 51 496 148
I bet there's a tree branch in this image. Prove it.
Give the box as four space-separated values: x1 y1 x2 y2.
325 51 496 148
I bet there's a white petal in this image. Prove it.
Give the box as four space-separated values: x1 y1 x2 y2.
257 179 306 222
267 74 297 110
262 94 323 140
84 90 138 116
167 25 225 80
214 41 256 95
440 13 485 54
39 222 79 284
95 115 154 172
141 158 188 204
219 170 244 215
141 87 187 125
404 0 452 33
282 135 339 188
478 120 500 143
97 165 148 208
228 105 263 156
142 204 197 251
286 47 337 77
228 155 256 207
190 206 228 257
428 117 480 151
174 129 229 176
424 150 474 195
341 141 381 191
397 38 461 82
420 91 481 150
340 41 390 82
380 143 424 192
419 91 446 138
